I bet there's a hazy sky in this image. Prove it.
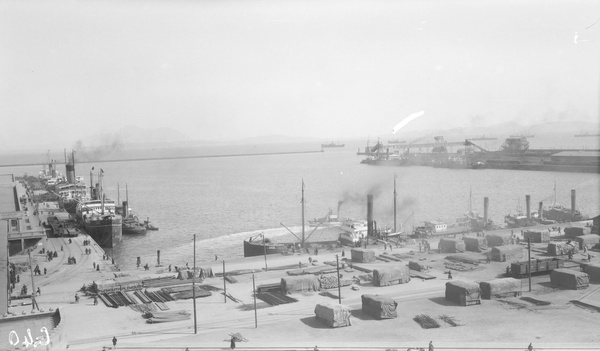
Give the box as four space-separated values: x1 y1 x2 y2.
1 0 599 149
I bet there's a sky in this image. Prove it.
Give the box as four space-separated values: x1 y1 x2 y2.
1 0 599 150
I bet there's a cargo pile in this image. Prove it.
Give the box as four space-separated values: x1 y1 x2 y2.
319 274 353 289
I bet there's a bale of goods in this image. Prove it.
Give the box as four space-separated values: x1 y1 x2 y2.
550 268 589 290
564 227 591 237
523 230 551 243
319 274 353 289
439 238 466 253
547 241 578 256
445 280 481 306
361 294 398 319
574 234 600 250
281 275 321 294
479 278 522 299
408 261 430 272
486 233 511 247
462 236 487 252
351 248 375 263
582 264 600 282
314 303 352 327
372 266 410 287
490 245 523 262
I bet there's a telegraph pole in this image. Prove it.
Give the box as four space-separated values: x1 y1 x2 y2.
253 274 258 328
527 238 532 292
192 234 197 334
336 254 341 304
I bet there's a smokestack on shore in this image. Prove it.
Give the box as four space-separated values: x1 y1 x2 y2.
526 195 531 220
571 189 576 214
539 201 543 220
483 197 489 227
367 194 373 237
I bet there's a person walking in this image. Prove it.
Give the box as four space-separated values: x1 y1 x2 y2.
528 343 533 351
112 336 117 349
36 287 41 296
448 271 453 280
429 340 434 351
75 293 79 303
230 336 236 349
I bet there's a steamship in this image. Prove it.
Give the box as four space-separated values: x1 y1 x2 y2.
57 150 89 214
75 170 122 248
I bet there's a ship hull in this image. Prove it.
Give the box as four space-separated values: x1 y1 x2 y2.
243 240 287 257
60 199 79 214
82 216 122 248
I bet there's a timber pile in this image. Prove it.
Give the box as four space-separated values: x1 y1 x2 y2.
413 314 440 329
319 274 353 289
439 314 460 327
256 291 298 306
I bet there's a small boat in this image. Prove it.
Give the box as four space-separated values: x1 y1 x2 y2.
123 216 147 235
243 233 288 257
144 220 159 231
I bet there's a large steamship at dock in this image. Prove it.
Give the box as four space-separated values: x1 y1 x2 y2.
75 170 122 248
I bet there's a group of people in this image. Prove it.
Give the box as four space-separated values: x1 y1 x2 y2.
46 250 58 261
84 248 93 255
67 256 77 264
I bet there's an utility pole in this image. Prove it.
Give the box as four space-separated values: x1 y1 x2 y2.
262 233 268 272
336 254 341 304
527 238 532 292
253 274 258 328
393 173 397 233
192 234 197 334
223 260 227 303
27 250 39 312
301 180 305 248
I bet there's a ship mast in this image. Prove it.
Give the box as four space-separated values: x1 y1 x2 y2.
100 169 104 215
301 180 305 249
393 173 397 232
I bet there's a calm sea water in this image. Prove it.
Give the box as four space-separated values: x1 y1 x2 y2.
3 139 599 269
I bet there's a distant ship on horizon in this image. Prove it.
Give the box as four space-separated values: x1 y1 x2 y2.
509 133 534 138
321 141 345 148
574 132 600 137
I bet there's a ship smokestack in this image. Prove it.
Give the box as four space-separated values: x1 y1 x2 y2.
526 195 531 220
337 200 343 217
571 189 576 214
538 201 543 221
122 201 128 218
483 197 489 227
367 194 373 237
66 163 75 183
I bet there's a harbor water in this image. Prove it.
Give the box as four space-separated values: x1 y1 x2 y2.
3 139 599 270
